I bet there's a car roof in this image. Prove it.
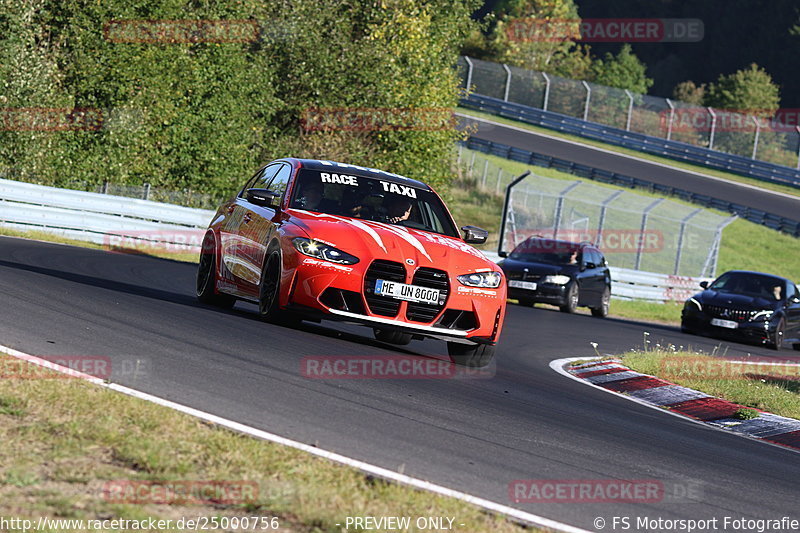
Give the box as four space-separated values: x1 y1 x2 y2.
518 237 596 250
719 270 792 283
280 158 431 191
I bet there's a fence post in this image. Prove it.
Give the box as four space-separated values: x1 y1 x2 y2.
751 116 761 160
582 81 591 121
673 208 703 275
665 98 675 141
634 198 664 270
101 180 109 194
143 183 151 201
796 126 800 170
624 90 634 132
481 159 489 187
596 190 624 246
502 63 512 102
707 107 717 150
463 57 473 92
553 181 582 239
542 72 551 111
496 169 503 194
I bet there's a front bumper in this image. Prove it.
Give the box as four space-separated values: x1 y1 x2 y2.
285 258 506 344
681 310 776 344
508 283 569 305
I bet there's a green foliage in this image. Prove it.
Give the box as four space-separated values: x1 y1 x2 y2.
705 64 780 117
672 80 706 106
481 0 591 79
0 0 477 197
591 44 652 94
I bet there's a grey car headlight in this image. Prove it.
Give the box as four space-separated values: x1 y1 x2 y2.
543 274 571 285
457 271 502 288
292 237 359 265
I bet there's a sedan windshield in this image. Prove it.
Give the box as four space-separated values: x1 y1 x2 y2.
709 272 785 300
289 168 458 237
509 239 580 265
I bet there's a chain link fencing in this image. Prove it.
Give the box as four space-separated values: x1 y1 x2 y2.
456 146 736 277
459 56 800 169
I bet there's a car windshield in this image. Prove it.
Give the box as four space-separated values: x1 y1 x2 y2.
708 272 785 300
289 168 458 237
508 239 580 265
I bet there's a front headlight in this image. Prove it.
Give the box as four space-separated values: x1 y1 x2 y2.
685 297 702 311
457 271 502 288
751 309 774 321
292 237 359 265
543 274 571 285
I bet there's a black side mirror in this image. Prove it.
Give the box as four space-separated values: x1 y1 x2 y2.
583 262 596 270
461 225 488 245
792 296 800 304
498 251 508 258
700 281 709 289
247 188 281 208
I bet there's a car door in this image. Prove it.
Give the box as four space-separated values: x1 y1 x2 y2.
219 163 282 292
784 282 800 342
582 249 606 306
235 163 294 296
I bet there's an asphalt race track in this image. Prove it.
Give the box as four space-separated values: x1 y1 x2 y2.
458 114 800 222
2 236 799 531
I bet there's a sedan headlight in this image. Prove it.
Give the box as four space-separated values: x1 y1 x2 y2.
543 274 571 285
292 237 359 265
751 309 774 321
685 298 702 311
457 271 502 288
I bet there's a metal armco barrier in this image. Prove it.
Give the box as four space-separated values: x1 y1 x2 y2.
461 93 800 190
482 251 709 302
462 137 800 237
0 178 215 248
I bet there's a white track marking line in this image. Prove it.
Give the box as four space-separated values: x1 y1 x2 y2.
0 343 591 533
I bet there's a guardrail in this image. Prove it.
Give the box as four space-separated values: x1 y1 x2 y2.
461 93 800 190
482 251 709 302
462 137 800 237
0 178 215 250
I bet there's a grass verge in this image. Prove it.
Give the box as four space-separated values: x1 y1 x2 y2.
606 349 800 421
0 351 533 533
458 107 800 199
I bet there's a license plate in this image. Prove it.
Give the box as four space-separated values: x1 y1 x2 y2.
375 279 440 304
509 280 537 290
711 318 738 329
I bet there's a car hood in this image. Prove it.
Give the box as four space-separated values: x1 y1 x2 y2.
498 257 576 276
696 290 779 310
287 209 496 273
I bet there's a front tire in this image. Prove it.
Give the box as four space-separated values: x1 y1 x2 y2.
770 318 785 351
196 234 235 309
591 287 610 318
447 342 495 368
559 283 578 314
258 250 283 322
373 328 413 345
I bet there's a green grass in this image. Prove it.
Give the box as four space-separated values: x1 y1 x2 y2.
0 351 535 533
458 107 800 199
609 349 800 420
